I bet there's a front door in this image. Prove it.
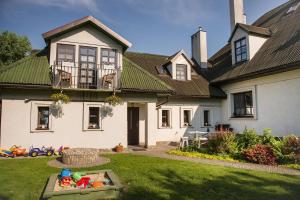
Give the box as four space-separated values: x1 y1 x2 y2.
127 107 139 145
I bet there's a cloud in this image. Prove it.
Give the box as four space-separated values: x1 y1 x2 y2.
18 0 100 13
123 0 218 26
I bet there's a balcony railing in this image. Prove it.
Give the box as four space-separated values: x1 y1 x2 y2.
51 61 121 90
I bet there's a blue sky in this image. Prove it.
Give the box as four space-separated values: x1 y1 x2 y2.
0 0 287 57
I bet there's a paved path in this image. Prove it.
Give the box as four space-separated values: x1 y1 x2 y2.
131 146 300 176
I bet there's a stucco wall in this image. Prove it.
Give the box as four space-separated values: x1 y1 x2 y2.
170 54 192 80
0 98 127 149
221 69 300 136
156 99 221 142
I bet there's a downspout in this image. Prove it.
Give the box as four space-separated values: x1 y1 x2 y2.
156 95 170 109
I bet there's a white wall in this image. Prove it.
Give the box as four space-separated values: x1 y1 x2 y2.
0 99 127 149
221 69 300 136
156 99 221 142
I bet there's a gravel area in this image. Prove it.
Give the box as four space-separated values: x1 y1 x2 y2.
132 146 300 176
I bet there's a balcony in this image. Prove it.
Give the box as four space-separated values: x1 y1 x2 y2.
51 62 121 90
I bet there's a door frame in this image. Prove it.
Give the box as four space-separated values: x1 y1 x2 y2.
127 107 139 146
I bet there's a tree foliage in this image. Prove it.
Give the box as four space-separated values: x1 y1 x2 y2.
0 31 32 66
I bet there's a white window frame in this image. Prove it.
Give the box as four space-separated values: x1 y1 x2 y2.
158 108 172 129
180 107 193 128
30 102 53 133
83 102 103 131
228 86 257 120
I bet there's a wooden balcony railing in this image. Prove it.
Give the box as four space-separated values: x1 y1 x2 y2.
51 62 121 90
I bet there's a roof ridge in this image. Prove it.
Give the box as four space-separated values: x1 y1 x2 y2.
126 51 169 58
123 57 174 91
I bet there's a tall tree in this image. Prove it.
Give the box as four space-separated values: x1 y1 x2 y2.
0 31 32 66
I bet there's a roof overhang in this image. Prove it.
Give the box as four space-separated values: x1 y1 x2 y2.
42 16 132 50
228 23 272 42
162 49 195 67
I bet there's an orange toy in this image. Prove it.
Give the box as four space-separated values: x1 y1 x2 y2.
91 181 104 188
10 145 27 156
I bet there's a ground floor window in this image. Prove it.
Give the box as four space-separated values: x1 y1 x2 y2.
233 91 253 117
203 110 211 126
88 107 100 129
161 110 171 128
37 106 49 130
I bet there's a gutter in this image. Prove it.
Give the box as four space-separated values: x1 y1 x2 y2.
156 95 169 109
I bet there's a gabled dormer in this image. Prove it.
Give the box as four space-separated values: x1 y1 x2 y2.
229 23 271 65
42 16 132 90
162 50 194 81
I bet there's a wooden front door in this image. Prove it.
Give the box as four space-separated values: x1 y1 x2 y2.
127 107 139 145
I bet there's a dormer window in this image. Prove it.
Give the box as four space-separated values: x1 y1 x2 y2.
57 44 75 63
234 37 247 63
176 64 187 81
101 48 117 68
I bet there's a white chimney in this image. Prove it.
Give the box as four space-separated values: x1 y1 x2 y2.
229 0 246 31
191 27 208 68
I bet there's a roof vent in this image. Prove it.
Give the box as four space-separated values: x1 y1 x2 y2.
286 2 300 14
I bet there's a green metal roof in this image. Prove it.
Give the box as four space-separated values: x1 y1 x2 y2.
121 57 174 93
0 51 51 86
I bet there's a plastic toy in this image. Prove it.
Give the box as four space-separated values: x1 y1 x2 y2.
0 149 15 158
91 181 103 188
72 172 82 182
103 177 111 185
60 169 72 178
10 145 27 157
60 177 72 187
76 177 91 189
54 146 69 156
29 146 54 157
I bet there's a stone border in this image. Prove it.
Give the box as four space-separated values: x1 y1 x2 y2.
48 156 110 168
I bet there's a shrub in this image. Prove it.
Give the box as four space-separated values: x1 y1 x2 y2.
281 135 300 155
207 132 237 154
261 128 283 159
236 129 261 150
243 144 276 165
168 150 237 162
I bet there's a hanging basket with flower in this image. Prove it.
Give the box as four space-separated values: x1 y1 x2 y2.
105 94 122 106
50 91 70 117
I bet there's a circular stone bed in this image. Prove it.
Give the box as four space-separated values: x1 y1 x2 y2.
48 148 110 168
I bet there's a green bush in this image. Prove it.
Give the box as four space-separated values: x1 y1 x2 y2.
207 132 237 154
261 128 283 159
236 129 261 150
281 135 300 155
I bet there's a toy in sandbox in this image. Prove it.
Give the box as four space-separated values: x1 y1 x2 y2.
29 146 55 157
43 169 123 200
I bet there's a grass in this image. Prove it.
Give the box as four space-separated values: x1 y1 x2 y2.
167 149 238 162
0 154 299 200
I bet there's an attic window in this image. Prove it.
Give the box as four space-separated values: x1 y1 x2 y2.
286 2 300 14
234 37 247 63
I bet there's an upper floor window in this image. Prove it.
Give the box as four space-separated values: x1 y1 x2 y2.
234 38 247 63
57 44 75 62
233 91 253 117
101 49 117 67
176 64 187 81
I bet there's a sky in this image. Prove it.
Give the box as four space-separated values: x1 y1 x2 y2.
0 0 288 57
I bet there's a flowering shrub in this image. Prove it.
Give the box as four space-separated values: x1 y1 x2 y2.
282 135 300 155
236 129 261 150
207 132 237 154
243 144 276 165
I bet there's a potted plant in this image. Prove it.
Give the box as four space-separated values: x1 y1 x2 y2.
114 143 124 152
50 91 70 117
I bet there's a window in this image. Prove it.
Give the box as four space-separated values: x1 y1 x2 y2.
37 107 49 130
233 91 253 117
57 44 75 62
161 110 170 128
183 110 191 127
88 107 100 129
203 110 211 126
176 64 187 80
234 38 247 63
101 49 117 67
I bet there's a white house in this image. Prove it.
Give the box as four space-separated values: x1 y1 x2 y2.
0 0 300 149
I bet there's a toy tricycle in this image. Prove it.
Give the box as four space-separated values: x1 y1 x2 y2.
29 146 54 157
10 145 28 157
0 149 15 158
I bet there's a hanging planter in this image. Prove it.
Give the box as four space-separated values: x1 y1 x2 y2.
50 91 70 118
105 94 122 106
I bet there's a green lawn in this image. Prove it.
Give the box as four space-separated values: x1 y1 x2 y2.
0 154 299 200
